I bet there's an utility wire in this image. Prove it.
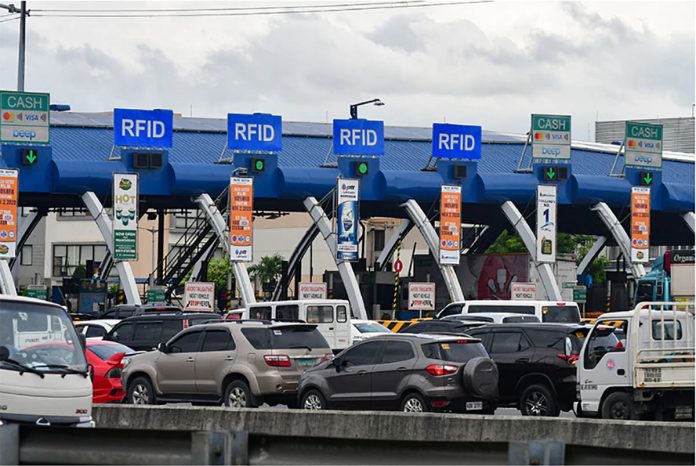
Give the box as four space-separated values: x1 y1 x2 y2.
0 15 19 23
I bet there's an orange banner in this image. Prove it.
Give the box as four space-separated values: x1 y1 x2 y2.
440 185 461 265
631 187 650 263
0 169 18 259
229 177 253 262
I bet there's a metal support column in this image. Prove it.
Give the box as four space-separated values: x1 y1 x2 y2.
271 223 320 301
157 208 165 284
82 192 141 305
303 196 368 319
592 202 645 279
577 236 608 276
195 193 255 306
376 219 412 271
683 211 695 234
500 201 562 301
401 200 464 302
10 207 43 276
189 239 219 283
0 260 17 295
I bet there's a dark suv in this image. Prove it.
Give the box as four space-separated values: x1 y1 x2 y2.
297 334 498 413
467 323 586 416
104 313 221 351
99 304 182 320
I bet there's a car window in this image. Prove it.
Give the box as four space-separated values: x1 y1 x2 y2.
89 342 132 360
160 320 183 340
652 320 683 340
542 305 580 323
502 315 540 323
439 304 463 317
354 321 390 333
490 331 529 354
85 325 107 338
469 305 535 315
337 306 347 323
380 341 414 364
109 322 134 343
249 306 272 320
276 305 299 321
201 330 235 352
422 340 488 362
168 331 202 353
132 321 163 342
118 309 136 319
241 327 329 350
524 329 566 350
102 310 117 319
307 306 333 323
342 340 382 366
583 331 621 370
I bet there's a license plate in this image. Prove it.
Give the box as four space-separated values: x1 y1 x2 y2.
298 358 317 368
644 368 662 383
466 401 483 411
675 406 693 420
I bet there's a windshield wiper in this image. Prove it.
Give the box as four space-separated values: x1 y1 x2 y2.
32 364 89 378
0 359 45 378
289 344 313 351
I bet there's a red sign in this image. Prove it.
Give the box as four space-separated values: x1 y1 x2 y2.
394 259 403 273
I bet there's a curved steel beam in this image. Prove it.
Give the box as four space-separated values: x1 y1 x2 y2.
592 202 645 278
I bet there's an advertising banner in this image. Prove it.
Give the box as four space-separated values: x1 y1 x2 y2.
184 282 215 312
439 185 461 265
536 185 557 263
408 282 436 311
511 282 537 301
298 282 328 300
336 178 359 261
113 173 138 261
0 169 18 259
631 187 651 263
229 177 253 262
531 114 571 160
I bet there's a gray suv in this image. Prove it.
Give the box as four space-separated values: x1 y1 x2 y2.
122 322 332 407
297 334 499 413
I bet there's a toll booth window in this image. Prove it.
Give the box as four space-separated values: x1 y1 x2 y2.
652 320 683 340
337 306 347 323
250 307 272 320
307 306 333 323
276 305 299 321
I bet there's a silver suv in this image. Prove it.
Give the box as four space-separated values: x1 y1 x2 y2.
122 322 332 407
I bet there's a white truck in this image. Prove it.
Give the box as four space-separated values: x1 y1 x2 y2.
577 301 694 420
0 296 93 427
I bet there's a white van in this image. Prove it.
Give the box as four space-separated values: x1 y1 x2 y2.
436 300 581 323
0 296 93 427
231 300 352 352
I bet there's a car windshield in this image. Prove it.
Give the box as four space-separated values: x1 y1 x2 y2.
354 322 390 333
0 301 88 373
542 305 580 323
88 342 133 360
422 340 488 362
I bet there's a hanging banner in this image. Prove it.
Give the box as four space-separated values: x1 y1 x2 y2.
0 169 18 259
536 185 557 263
336 178 359 261
113 173 138 261
184 282 215 312
631 187 651 263
408 282 436 311
439 185 461 265
229 177 253 262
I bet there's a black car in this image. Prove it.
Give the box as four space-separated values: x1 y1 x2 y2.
99 304 183 320
103 313 221 351
467 323 588 417
397 319 487 335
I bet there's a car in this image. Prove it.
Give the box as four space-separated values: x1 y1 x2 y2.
121 321 332 407
396 319 488 335
297 333 499 413
351 319 392 342
103 313 222 351
436 300 581 323
74 319 121 339
86 340 136 403
99 304 183 320
442 312 540 324
467 323 592 416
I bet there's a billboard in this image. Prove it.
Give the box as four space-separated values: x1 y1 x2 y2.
113 173 138 261
229 177 253 262
536 185 557 263
630 187 650 263
439 185 461 265
336 178 359 261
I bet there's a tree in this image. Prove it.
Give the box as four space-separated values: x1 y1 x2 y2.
485 230 527 254
207 257 233 291
248 254 283 290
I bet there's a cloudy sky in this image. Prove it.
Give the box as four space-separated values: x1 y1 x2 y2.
0 0 693 139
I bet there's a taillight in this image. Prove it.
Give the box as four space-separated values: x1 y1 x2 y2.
455 340 469 344
264 354 291 367
425 364 458 376
557 354 579 365
183 319 189 329
105 367 122 378
321 353 333 362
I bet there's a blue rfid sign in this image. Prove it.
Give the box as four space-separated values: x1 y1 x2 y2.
227 113 282 152
432 123 482 159
333 119 384 156
113 108 173 148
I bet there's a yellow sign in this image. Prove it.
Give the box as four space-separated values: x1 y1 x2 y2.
0 169 18 258
631 187 650 263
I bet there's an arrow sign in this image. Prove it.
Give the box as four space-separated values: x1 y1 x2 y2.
641 172 653 186
26 152 36 164
546 167 556 180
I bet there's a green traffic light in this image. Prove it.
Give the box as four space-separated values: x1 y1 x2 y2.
22 149 38 166
255 160 264 171
358 162 368 175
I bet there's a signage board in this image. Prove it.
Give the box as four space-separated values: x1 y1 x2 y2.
113 108 173 148
0 169 18 259
113 173 138 261
184 282 215 312
333 119 384 156
146 286 166 303
408 282 436 311
0 91 50 144
625 121 662 169
229 177 253 262
440 185 461 265
432 123 482 159
531 114 571 160
227 113 282 152
26 284 48 300
511 282 537 301
298 282 328 300
630 187 650 263
573 285 587 303
336 178 359 261
536 185 557 263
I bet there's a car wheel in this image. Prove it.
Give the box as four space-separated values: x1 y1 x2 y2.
224 380 257 408
601 392 637 420
519 384 559 417
300 389 326 410
128 377 155 405
401 392 429 413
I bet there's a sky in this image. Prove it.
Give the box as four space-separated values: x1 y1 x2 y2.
0 0 693 140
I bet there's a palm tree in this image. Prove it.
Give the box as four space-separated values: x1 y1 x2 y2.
248 254 283 294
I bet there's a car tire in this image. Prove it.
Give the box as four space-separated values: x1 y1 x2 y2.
519 384 560 417
601 391 637 420
401 392 429 413
224 380 257 408
127 376 155 405
300 389 327 410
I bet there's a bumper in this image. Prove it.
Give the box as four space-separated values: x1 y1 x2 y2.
422 385 496 412
0 413 94 428
255 374 300 396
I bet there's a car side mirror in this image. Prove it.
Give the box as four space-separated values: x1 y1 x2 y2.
157 342 168 353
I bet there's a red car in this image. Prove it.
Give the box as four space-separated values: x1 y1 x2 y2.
86 340 133 404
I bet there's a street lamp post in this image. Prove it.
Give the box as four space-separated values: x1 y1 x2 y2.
350 98 385 119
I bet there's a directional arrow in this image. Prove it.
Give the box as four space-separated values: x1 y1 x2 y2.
643 172 653 185
26 152 37 164
546 167 556 180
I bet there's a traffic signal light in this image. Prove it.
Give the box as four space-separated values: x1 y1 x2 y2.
452 165 467 179
639 171 654 187
354 161 368 176
21 148 38 166
542 166 568 182
251 157 265 173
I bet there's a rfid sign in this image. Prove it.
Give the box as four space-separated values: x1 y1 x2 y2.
432 123 481 159
227 113 282 152
114 108 173 148
333 119 384 156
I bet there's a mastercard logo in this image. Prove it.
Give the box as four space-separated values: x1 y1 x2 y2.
627 139 636 148
2 112 14 121
534 132 543 140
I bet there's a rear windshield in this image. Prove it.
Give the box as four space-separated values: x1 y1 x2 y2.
541 305 580 323
144 307 181 313
422 341 488 363
354 322 390 333
88 342 133 360
241 327 329 350
502 315 540 323
469 305 535 315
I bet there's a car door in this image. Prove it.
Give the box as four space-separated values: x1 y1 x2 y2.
156 330 203 395
369 340 417 409
486 329 532 402
324 340 383 409
306 305 336 349
195 329 237 395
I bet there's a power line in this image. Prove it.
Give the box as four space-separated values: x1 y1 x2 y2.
0 15 19 23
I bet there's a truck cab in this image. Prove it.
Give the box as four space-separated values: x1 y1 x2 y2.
635 250 694 304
